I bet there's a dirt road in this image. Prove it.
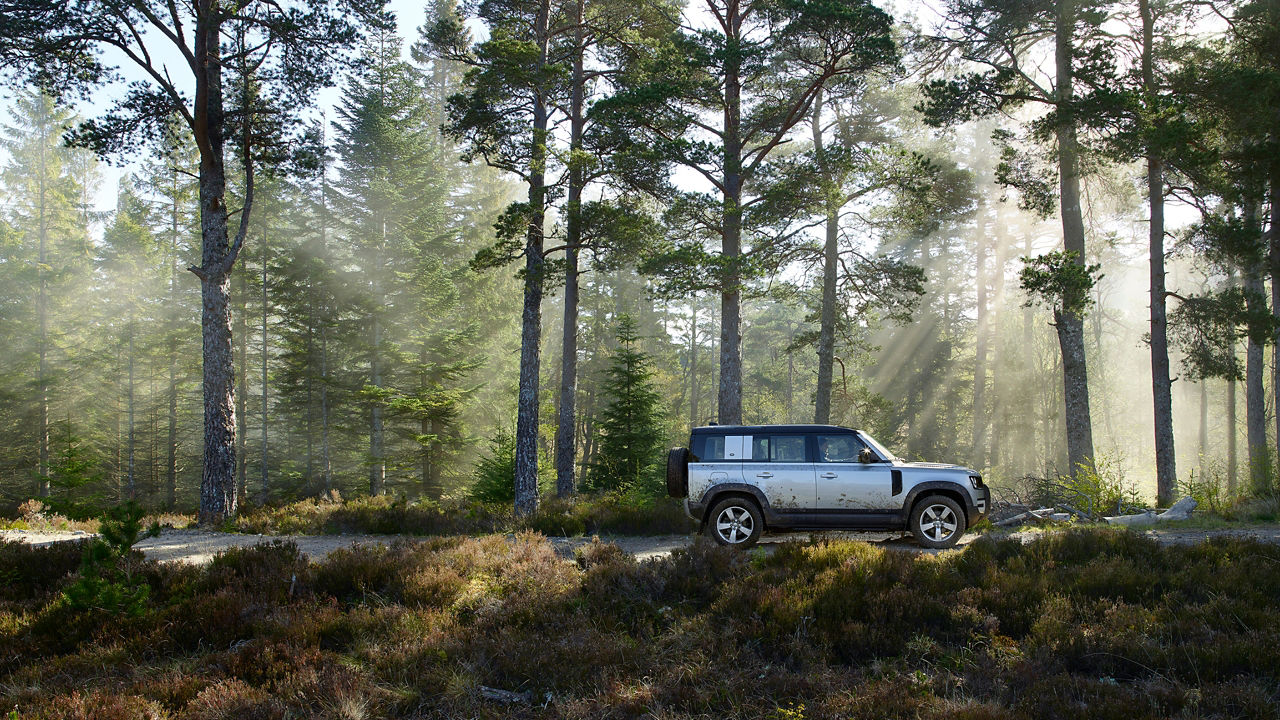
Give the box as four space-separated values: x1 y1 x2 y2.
4 526 1278 564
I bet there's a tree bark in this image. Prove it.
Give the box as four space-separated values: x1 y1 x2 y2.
812 91 840 425
36 103 50 498
236 254 247 499
319 152 333 496
1244 264 1267 492
971 202 990 469
260 230 269 504
1198 380 1208 480
127 330 136 500
1053 0 1096 479
689 298 699 426
1141 0 1177 505
1227 375 1238 494
369 220 385 497
514 0 551 517
555 0 585 499
193 10 243 524
166 160 180 510
1270 161 1280 495
718 0 744 426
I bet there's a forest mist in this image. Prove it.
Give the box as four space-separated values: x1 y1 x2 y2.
0 0 1270 515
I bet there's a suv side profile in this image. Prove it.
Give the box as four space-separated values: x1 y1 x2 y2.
665 424 989 549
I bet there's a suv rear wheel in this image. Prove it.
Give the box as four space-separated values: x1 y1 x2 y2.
910 495 966 549
706 497 763 548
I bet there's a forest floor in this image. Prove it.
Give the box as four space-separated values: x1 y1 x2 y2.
4 523 1280 564
5 525 1280 717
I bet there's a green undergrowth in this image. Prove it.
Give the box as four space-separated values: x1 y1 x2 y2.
3 527 1278 718
0 498 194 534
231 491 695 537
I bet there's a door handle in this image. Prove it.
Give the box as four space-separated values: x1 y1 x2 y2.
756 472 773 478
820 472 837 479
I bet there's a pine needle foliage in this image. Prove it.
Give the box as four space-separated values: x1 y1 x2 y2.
586 316 665 494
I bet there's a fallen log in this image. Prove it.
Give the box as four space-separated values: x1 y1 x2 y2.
1103 510 1157 527
1157 496 1197 521
1104 497 1198 527
996 507 1055 527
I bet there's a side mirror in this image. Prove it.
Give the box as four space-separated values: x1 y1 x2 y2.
858 448 875 464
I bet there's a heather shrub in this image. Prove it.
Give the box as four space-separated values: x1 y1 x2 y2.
185 679 286 720
202 540 308 603
0 538 88 603
234 491 693 538
44 689 167 720
5 528 1280 719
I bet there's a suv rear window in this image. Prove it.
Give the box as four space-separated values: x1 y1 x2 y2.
751 435 807 462
693 435 726 461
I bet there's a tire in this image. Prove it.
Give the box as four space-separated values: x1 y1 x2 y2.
909 495 966 549
666 447 690 498
706 496 763 548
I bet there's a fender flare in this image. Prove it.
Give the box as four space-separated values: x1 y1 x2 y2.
697 484 774 525
900 481 974 520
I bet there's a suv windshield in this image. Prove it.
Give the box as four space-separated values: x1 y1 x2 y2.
857 432 897 462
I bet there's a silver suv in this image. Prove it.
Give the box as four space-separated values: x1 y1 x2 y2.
666 424 989 549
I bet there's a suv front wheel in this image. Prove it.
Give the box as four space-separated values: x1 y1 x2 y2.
706 497 763 548
910 495 966 549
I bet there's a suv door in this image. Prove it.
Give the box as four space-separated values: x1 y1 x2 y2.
746 434 816 511
814 433 895 510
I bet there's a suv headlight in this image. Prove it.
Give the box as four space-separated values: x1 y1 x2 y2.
968 474 984 489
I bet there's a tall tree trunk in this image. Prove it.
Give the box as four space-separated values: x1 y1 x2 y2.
166 163 180 510
260 232 269 504
319 150 333 495
971 202 990 469
555 0 585 498
812 90 840 425
718 1 744 425
370 221 385 497
786 328 795 422
127 330 136 500
1021 234 1036 472
514 0 551 517
1053 0 1097 479
36 114 50 498
1270 162 1280 495
1244 263 1267 491
236 260 248 499
1198 380 1208 480
1142 0 1177 505
689 298 699 426
192 23 245 523
194 15 261 524
1227 376 1238 494
305 321 313 488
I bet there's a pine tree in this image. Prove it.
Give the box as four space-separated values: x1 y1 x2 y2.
587 316 665 493
0 87 97 501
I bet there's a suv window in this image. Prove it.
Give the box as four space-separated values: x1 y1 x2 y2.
693 435 746 461
815 434 863 463
751 435 808 462
695 435 726 461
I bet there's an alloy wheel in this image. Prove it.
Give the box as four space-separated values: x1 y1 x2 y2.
715 506 755 544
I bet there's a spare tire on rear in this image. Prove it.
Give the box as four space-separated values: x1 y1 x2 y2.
666 447 690 498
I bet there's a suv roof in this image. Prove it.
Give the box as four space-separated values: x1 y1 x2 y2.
691 424 855 434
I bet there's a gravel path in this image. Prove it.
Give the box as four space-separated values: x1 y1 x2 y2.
4 526 1278 564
